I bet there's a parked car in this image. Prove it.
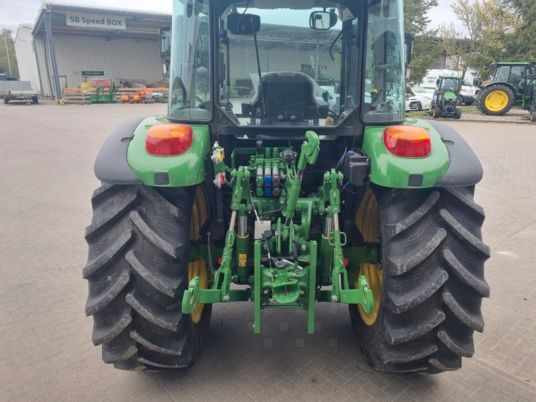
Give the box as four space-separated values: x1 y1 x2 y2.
460 85 478 105
405 86 433 111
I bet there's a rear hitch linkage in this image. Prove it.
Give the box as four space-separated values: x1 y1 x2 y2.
182 131 374 333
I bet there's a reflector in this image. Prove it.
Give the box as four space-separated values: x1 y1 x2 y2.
383 126 431 158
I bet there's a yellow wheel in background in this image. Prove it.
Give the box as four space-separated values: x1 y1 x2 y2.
188 187 209 324
354 188 383 326
484 89 509 112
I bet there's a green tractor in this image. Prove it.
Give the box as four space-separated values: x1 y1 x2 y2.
90 83 119 104
430 76 462 119
476 61 535 116
85 0 489 374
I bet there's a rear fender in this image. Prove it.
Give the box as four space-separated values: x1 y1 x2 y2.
94 118 144 185
94 116 210 187
127 117 210 187
362 119 482 189
428 120 483 187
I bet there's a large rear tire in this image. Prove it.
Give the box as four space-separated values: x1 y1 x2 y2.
84 184 212 370
350 186 490 373
478 84 514 116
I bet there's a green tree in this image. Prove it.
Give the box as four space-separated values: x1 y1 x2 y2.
404 0 441 84
0 29 19 78
505 0 536 60
438 23 473 79
452 0 520 78
404 0 438 35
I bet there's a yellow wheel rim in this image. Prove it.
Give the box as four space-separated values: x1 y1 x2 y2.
357 262 383 326
188 187 209 324
188 260 208 323
354 189 383 326
355 189 380 243
485 90 509 112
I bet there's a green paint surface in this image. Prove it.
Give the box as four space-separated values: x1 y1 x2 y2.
363 119 450 188
127 116 210 187
443 90 457 100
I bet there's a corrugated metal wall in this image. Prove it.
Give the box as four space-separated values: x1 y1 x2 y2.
34 33 163 97
54 34 163 89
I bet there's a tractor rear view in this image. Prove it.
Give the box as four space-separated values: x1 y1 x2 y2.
84 0 489 374
476 62 535 116
430 76 462 119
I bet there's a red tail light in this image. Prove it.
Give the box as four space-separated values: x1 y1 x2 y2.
146 124 193 156
383 126 432 158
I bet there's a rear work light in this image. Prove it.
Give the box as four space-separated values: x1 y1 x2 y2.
383 126 432 158
146 124 193 156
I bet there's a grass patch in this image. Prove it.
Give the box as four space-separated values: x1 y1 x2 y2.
407 104 479 119
406 110 429 118
459 105 478 113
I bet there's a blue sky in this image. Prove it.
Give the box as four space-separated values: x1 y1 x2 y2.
1 0 461 34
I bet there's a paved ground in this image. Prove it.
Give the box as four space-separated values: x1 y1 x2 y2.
408 107 534 125
460 108 534 124
1 102 535 401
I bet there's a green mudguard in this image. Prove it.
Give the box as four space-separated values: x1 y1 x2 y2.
362 119 451 189
127 116 210 187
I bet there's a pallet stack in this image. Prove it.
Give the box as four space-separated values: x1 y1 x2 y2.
61 87 169 105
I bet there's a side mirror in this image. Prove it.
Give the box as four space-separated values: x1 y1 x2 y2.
227 13 261 35
404 32 415 66
309 10 338 31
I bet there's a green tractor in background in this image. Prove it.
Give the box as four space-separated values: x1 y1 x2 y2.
476 62 535 116
430 76 462 119
85 0 489 374
90 83 119 104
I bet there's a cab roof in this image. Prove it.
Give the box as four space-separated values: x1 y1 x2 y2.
493 62 533 66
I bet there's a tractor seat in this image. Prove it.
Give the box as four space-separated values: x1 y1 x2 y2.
242 72 329 124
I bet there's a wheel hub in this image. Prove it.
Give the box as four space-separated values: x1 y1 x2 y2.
357 262 382 326
485 90 509 112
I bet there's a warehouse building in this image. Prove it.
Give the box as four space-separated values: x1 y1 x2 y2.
26 3 171 99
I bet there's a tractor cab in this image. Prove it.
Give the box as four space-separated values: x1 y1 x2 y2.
166 0 407 136
487 62 534 94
